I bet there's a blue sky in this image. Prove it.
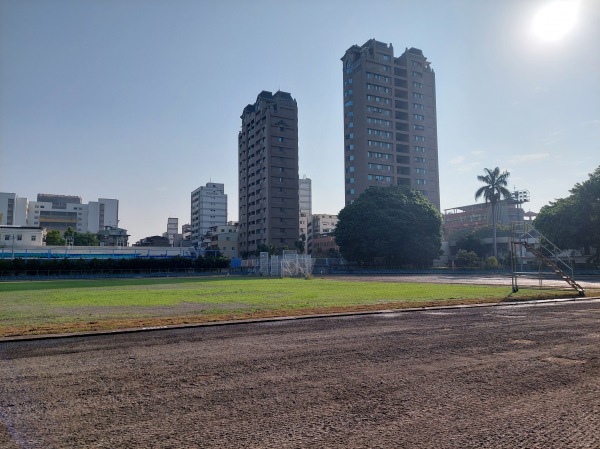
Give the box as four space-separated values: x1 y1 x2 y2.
1 0 598 243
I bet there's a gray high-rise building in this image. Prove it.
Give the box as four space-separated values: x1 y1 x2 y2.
238 90 300 255
341 39 440 209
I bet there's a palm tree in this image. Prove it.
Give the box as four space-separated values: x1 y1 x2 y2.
475 167 511 258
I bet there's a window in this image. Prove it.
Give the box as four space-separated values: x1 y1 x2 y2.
277 137 284 142
367 106 391 116
367 83 391 93
344 78 353 86
413 103 424 109
414 114 424 120
350 189 355 195
344 100 353 107
3 235 9 241
350 177 355 184
368 129 392 138
349 155 354 161
416 168 426 174
414 157 426 163
412 71 422 77
344 89 353 97
414 146 426 152
416 179 427 185
415 135 426 141
368 174 393 182
366 72 391 83
413 82 423 88
412 60 422 68
413 124 425 130
368 140 393 149
413 92 424 99
346 122 354 129
345 133 354 139
367 117 391 127
16 234 22 241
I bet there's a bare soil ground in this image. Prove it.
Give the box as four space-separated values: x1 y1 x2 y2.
0 299 599 448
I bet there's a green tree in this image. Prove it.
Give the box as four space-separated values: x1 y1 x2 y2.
535 166 600 263
45 230 65 245
455 233 485 258
74 232 99 246
455 249 480 268
474 167 511 258
63 227 75 245
334 186 442 267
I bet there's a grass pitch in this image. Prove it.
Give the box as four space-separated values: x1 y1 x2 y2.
0 276 586 337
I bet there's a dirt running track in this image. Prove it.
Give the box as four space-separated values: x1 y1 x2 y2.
1 299 599 448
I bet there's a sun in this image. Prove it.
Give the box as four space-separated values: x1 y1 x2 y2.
531 0 579 42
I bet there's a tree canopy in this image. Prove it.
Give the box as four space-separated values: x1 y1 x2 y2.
45 230 65 246
334 186 442 267
534 166 600 262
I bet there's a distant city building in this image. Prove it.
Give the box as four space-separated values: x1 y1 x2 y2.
299 176 312 253
310 233 340 257
341 39 440 209
133 235 170 247
0 193 28 226
203 223 239 259
307 214 339 255
1 192 120 234
191 183 227 246
443 196 529 239
97 226 129 247
238 90 300 255
299 176 312 216
181 223 192 241
166 217 178 246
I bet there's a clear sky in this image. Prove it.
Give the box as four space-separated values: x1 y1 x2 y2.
1 0 598 243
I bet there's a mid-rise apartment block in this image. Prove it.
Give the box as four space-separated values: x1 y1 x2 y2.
238 90 300 254
341 39 440 209
190 183 227 246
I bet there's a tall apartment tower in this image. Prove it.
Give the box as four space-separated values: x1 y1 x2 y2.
238 90 300 255
341 40 440 210
190 183 227 246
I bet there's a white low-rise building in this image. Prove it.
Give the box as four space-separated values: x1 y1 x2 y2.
0 226 45 248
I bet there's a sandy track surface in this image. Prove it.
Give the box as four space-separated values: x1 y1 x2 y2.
1 299 599 448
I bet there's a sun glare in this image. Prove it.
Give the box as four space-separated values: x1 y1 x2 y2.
531 0 579 42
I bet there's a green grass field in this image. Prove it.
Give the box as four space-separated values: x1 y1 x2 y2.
0 276 585 337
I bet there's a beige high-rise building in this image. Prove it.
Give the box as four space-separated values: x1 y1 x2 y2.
238 90 300 255
341 39 440 209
